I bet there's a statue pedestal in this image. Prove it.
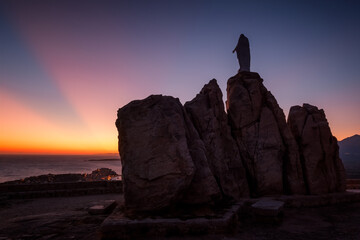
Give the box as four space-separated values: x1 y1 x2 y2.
100 203 242 239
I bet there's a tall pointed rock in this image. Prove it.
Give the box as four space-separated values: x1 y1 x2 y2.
185 79 249 201
226 72 306 196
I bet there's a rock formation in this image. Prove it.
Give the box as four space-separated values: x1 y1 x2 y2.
226 72 306 196
116 95 220 212
116 75 346 212
115 35 346 214
184 79 249 201
233 34 251 72
288 104 346 194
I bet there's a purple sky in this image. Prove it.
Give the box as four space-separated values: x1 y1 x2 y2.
0 0 359 153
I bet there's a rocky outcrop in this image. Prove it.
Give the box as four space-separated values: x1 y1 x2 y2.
116 73 346 213
264 90 306 195
226 72 306 196
185 79 249 201
288 104 346 194
180 104 222 205
116 95 220 212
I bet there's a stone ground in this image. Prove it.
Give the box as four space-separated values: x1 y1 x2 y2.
1 194 360 240
0 194 123 240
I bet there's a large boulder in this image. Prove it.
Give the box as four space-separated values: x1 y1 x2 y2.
288 104 346 194
185 79 249 201
226 72 306 196
116 95 220 212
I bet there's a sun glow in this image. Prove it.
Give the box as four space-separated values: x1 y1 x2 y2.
0 90 117 154
0 1 359 154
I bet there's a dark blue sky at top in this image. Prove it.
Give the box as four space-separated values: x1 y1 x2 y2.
0 0 359 141
1 0 359 96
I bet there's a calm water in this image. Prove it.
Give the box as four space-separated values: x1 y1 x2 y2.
0 154 122 183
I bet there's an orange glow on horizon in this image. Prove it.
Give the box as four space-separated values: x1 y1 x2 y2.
0 90 118 155
0 10 133 155
1 87 356 155
0 146 117 155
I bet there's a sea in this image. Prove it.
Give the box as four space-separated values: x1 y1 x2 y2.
0 154 122 183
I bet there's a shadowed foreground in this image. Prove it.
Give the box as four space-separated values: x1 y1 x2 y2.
1 192 360 240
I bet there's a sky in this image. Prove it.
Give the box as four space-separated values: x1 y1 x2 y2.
0 0 359 154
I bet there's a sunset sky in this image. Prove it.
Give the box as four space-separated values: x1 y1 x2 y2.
0 0 359 154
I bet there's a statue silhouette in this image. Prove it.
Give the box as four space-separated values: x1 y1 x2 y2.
233 34 250 72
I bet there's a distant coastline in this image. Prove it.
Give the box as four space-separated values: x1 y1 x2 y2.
0 154 122 183
86 158 120 162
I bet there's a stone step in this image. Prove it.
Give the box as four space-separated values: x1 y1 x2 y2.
88 200 117 215
251 199 284 217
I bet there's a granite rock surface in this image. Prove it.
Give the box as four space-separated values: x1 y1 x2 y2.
226 72 306 196
116 95 220 211
185 79 249 200
288 104 346 194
